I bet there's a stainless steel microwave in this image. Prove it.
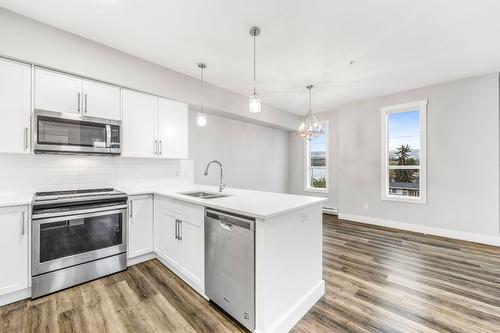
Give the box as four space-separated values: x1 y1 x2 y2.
33 110 121 155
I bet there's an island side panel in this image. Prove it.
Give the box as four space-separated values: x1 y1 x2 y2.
255 203 325 333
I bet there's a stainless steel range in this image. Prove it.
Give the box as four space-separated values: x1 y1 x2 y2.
31 188 128 298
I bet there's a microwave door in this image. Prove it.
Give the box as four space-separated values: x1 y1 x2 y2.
33 111 120 154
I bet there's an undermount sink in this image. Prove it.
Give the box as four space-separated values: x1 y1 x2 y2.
178 191 231 199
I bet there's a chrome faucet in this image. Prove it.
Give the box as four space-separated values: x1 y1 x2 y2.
204 160 225 192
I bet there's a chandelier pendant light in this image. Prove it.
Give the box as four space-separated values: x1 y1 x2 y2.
248 26 261 113
297 85 323 140
197 62 207 127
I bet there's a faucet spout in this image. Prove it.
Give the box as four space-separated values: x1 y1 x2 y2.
203 160 225 192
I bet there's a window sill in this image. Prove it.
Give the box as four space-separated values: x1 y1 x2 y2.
382 195 426 204
305 188 329 194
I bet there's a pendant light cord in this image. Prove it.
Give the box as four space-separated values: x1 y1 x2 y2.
253 33 256 95
200 66 204 113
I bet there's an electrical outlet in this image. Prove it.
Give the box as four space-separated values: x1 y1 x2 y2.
363 203 369 210
300 213 308 222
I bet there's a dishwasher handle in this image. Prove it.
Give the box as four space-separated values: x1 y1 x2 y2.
205 208 255 231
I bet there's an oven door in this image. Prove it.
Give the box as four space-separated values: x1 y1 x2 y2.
33 110 121 155
32 208 127 276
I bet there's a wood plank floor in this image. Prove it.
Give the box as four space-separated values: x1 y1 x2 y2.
2 214 500 333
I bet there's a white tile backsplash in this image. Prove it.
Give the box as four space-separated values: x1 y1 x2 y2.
0 154 194 195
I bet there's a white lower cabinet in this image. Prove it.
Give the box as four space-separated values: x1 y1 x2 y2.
154 196 204 292
0 206 29 297
128 195 154 259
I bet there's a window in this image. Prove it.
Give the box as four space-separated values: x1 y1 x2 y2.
381 100 427 203
305 121 329 192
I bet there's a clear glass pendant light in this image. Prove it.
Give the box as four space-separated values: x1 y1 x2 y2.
248 26 261 113
297 85 323 140
197 62 207 127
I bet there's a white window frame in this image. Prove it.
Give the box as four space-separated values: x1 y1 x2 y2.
304 120 329 193
381 100 427 204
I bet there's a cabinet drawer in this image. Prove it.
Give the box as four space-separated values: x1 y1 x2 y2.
155 196 203 222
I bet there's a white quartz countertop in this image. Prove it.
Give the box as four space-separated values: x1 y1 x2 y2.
0 193 33 208
119 184 327 219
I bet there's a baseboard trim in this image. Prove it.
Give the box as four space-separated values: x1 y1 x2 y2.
127 252 156 266
0 287 31 307
339 213 500 247
258 280 325 333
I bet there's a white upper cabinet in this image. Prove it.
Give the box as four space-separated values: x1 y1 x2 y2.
35 68 121 120
122 89 158 158
0 206 28 297
0 58 31 154
35 68 82 114
122 91 189 159
158 97 188 159
82 79 121 120
128 195 154 259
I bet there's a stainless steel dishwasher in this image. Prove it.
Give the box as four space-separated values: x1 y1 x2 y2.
205 208 255 331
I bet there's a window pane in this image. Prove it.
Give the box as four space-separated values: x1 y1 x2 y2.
388 110 420 166
309 124 327 167
310 168 326 189
388 169 420 197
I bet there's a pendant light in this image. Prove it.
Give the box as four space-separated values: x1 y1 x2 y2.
197 62 207 127
248 26 261 113
297 85 323 140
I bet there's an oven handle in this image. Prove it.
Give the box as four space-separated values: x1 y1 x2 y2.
33 206 128 223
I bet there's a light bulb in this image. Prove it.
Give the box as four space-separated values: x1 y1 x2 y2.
197 112 207 127
248 94 261 113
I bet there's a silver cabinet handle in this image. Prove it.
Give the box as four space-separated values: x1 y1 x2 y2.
129 200 133 219
159 140 162 155
84 94 88 113
178 220 182 240
154 140 158 155
77 92 81 112
21 211 25 235
174 219 178 239
23 127 28 150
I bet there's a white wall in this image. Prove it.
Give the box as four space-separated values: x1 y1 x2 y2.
288 110 340 209
0 154 193 195
189 111 289 193
339 73 499 238
0 8 300 131
289 73 499 241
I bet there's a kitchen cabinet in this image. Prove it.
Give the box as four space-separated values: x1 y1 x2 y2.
0 206 28 297
34 68 121 120
128 195 153 259
122 90 188 159
154 208 182 268
122 89 158 158
82 79 121 120
0 58 31 154
35 68 82 114
158 97 188 159
154 197 204 291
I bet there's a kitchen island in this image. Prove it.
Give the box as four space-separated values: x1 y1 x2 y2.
123 184 326 333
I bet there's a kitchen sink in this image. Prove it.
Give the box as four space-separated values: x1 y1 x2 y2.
178 191 231 199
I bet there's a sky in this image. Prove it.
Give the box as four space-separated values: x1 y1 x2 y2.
310 124 328 153
388 110 420 151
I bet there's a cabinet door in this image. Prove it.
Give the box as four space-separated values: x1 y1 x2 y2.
122 89 158 158
179 218 204 288
82 79 121 120
34 68 82 114
154 207 181 268
0 58 31 154
158 97 188 159
0 206 28 296
128 195 153 259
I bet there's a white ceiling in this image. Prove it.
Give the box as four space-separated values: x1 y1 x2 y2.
1 0 500 115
